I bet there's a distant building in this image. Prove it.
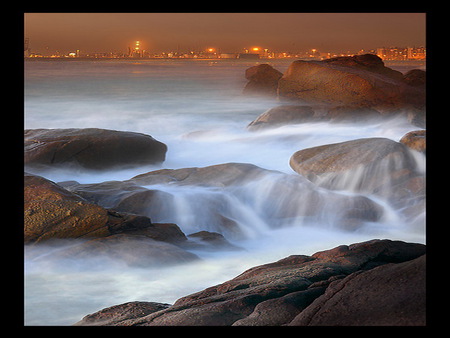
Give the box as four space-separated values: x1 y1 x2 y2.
238 53 260 59
219 53 238 59
376 46 426 60
407 47 426 60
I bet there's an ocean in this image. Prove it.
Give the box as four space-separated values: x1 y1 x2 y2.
24 58 426 325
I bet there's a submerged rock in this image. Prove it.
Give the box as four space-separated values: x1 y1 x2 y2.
289 137 420 192
289 137 425 223
49 233 199 268
24 128 167 170
75 239 426 326
64 162 387 236
247 105 316 130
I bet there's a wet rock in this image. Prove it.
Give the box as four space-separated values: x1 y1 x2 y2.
65 162 387 235
186 231 243 251
25 173 126 243
75 239 425 326
243 64 283 96
128 162 275 187
289 137 420 195
24 173 182 244
247 105 316 130
400 130 426 153
24 128 167 170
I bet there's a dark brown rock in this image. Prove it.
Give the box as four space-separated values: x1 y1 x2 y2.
24 128 167 170
75 301 171 326
403 69 426 87
289 254 426 326
75 239 425 326
243 64 283 96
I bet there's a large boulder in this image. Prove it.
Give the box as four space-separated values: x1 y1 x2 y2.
289 137 421 194
24 128 167 170
243 64 283 96
75 239 426 326
278 55 425 112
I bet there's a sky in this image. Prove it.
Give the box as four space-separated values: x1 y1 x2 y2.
24 13 426 55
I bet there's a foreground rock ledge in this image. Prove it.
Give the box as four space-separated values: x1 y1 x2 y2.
75 239 426 326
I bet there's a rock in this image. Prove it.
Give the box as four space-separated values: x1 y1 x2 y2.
289 255 426 326
24 173 182 244
24 128 167 170
186 231 243 251
278 55 425 112
62 180 176 224
128 162 275 187
321 54 404 81
75 301 171 326
247 105 316 130
75 239 425 326
289 137 420 196
25 172 115 243
400 130 426 153
403 69 426 87
243 64 283 96
64 162 387 235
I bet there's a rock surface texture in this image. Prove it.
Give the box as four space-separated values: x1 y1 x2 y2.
74 239 426 326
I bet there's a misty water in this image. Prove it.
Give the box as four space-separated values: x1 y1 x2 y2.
24 58 426 325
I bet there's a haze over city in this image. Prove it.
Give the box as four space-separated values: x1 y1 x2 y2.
24 13 426 56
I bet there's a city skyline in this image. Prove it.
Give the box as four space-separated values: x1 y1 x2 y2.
24 13 426 55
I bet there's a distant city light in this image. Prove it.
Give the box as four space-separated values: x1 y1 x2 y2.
23 38 426 61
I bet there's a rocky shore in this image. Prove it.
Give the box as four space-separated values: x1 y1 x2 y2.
74 239 425 326
24 55 426 326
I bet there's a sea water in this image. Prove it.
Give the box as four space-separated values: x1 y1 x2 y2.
24 58 426 325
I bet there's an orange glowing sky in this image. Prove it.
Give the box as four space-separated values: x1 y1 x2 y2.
24 13 426 54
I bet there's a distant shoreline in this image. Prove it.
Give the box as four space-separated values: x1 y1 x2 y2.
24 57 426 66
